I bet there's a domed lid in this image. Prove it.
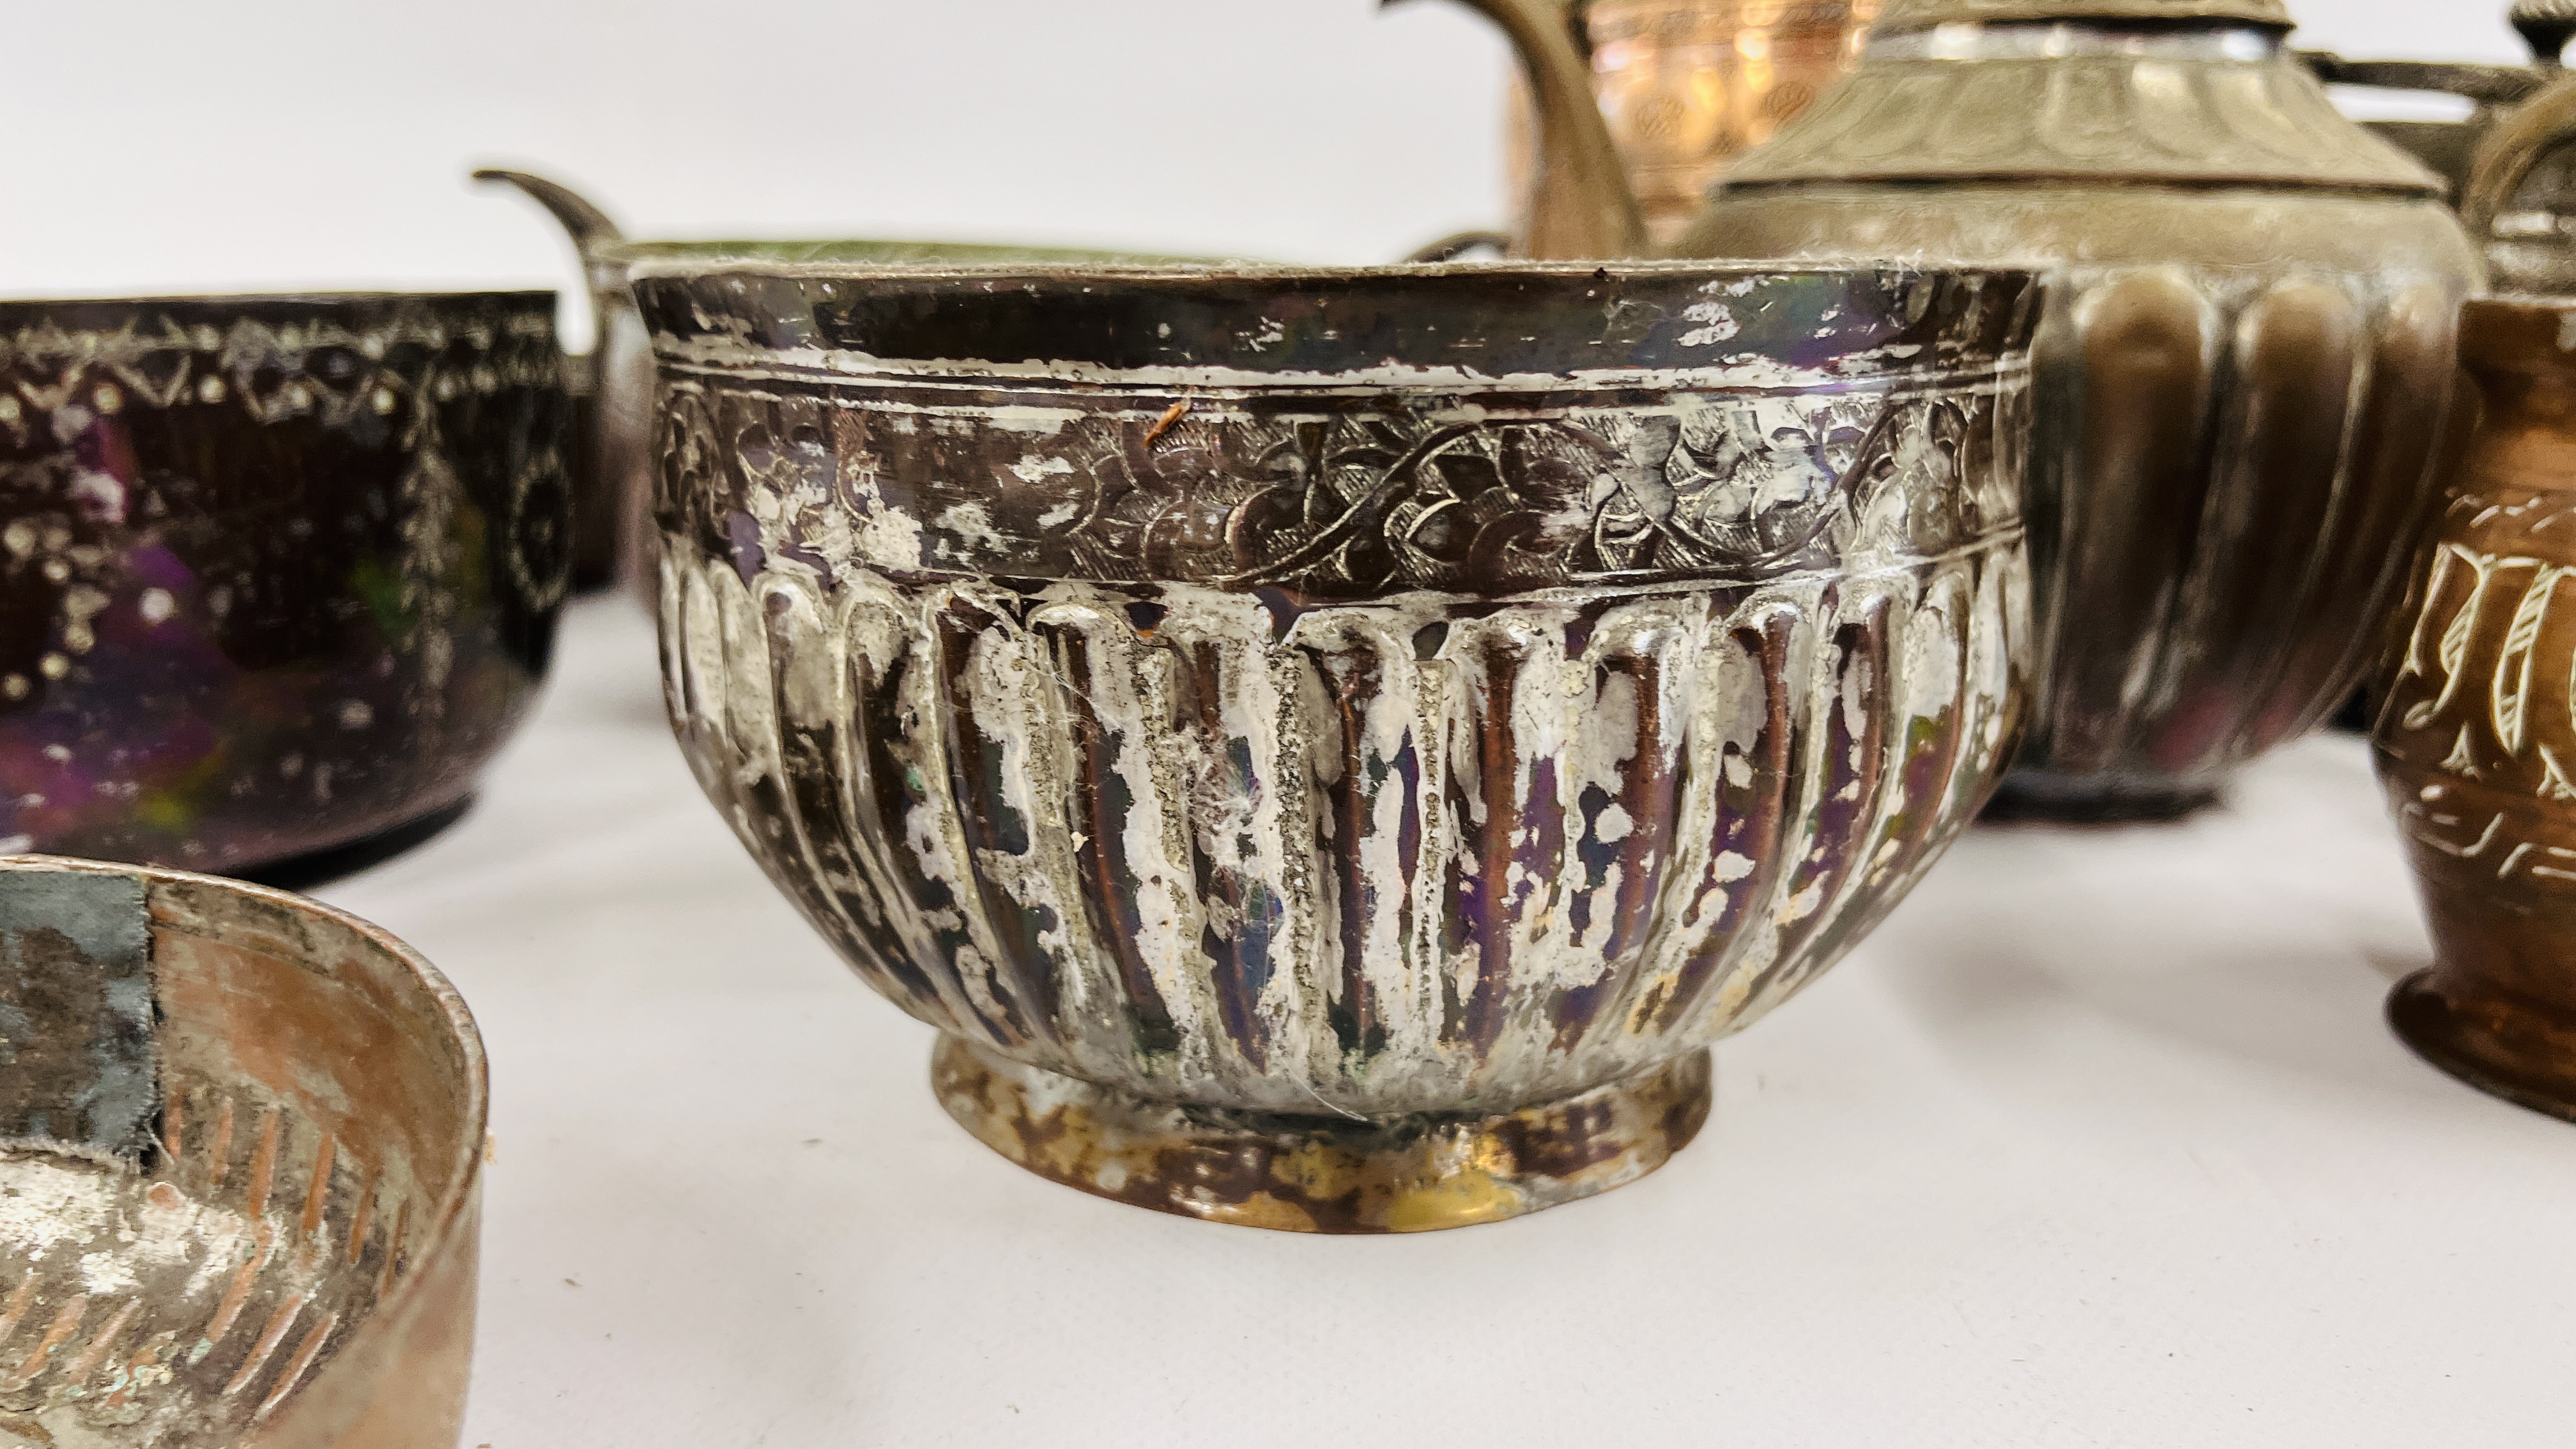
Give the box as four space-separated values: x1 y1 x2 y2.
1875 0 2292 27
1720 3 2442 194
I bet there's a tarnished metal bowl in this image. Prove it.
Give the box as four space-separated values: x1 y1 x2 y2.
641 259 2041 1231
0 293 574 879
0 855 487 1447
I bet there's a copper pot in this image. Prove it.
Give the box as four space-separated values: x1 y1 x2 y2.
2376 297 2576 1124
1503 0 1883 252
0 855 487 1446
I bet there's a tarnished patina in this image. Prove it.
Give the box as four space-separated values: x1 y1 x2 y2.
0 855 487 1447
476 169 1204 604
936 1036 1710 1232
641 260 2039 1230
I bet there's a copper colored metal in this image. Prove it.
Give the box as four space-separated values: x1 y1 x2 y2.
641 259 2041 1231
0 293 573 878
2375 299 2576 1125
1503 1 1883 252
0 854 487 1446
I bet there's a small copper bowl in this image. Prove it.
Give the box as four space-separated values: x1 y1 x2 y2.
0 291 574 878
0 854 487 1447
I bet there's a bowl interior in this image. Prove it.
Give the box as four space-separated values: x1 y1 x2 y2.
0 860 484 1448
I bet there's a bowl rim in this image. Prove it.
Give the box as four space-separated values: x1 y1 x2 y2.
614 237 1215 264
0 288 558 316
0 850 491 1433
625 255 2048 289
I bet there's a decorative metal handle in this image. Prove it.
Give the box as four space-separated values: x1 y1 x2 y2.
2296 50 2547 107
472 169 646 596
2464 72 2576 238
1384 0 1647 259
471 168 631 305
1402 230 1513 263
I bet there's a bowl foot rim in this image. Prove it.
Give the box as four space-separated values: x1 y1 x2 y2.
2389 967 2576 1125
234 793 478 891
1981 769 2223 825
931 1037 1713 1234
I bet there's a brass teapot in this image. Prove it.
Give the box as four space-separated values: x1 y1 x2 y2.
1426 0 2485 818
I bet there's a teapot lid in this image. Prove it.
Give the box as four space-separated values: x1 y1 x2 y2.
1875 0 2292 28
1721 0 2441 194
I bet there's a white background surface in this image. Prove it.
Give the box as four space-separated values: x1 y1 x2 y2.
0 2 2535 311
12 2 2569 1444
321 601 2576 1448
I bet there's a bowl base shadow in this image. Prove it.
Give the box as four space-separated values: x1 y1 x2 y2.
931 1036 1712 1234
1981 771 2221 825
236 794 477 893
2389 968 2576 1124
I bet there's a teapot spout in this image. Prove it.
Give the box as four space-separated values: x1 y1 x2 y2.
1388 0 1648 259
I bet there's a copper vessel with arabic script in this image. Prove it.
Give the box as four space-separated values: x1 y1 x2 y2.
2377 297 2576 1124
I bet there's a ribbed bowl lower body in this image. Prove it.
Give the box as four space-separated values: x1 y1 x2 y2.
662 534 2027 1122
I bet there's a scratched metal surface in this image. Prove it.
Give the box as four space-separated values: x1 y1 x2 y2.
636 263 2041 1121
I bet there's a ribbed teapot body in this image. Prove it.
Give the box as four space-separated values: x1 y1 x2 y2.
1687 24 2479 812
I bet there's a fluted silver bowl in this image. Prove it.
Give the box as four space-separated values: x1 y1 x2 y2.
640 260 2040 1232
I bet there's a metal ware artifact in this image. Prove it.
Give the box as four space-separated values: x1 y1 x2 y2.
0 855 487 1447
1422 0 2485 821
0 291 574 878
641 257 2041 1230
2377 295 2576 1125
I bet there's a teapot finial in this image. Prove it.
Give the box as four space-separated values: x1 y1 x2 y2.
1390 0 1647 259
2517 0 2576 65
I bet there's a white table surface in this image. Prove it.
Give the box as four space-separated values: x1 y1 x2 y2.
318 596 2576 1449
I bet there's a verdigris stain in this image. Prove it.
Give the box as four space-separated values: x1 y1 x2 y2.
0 867 157 1165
